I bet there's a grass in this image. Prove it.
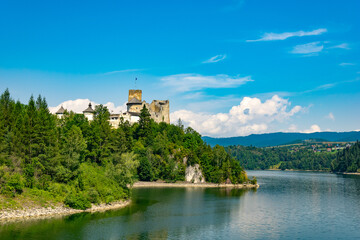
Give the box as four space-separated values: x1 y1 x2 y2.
0 188 64 211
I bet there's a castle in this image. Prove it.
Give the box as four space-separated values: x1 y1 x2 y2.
55 89 170 128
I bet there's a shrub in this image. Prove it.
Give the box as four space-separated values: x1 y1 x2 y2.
48 182 72 197
105 195 115 204
3 173 25 197
64 192 91 210
250 177 257 185
87 188 100 204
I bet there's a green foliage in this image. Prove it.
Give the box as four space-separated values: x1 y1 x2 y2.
0 89 249 210
226 145 336 171
138 157 154 181
2 172 25 197
250 177 257 185
64 192 92 210
331 141 360 172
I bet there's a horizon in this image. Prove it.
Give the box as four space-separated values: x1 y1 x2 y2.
1 0 359 137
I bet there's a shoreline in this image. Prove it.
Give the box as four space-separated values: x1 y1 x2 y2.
266 169 329 172
341 172 360 175
132 181 259 189
0 200 131 222
0 181 258 222
258 169 360 175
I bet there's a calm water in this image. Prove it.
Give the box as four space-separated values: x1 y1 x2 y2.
1 171 360 239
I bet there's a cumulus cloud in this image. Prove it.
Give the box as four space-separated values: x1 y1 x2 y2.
291 41 324 54
303 124 321 133
161 73 253 92
247 28 327 42
202 54 227 63
171 95 302 137
49 99 127 114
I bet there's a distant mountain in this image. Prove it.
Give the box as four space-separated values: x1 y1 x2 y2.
202 131 360 147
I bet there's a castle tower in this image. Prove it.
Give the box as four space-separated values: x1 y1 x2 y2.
127 89 143 113
83 102 95 121
55 106 66 119
149 100 170 124
128 89 142 102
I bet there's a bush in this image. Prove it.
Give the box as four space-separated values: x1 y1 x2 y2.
64 192 91 210
48 182 72 198
105 195 115 204
87 188 100 204
2 173 25 197
250 177 257 185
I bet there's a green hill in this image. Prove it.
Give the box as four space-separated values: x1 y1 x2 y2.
0 89 249 210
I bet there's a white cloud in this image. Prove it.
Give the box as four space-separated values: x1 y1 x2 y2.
49 99 127 114
329 43 350 49
291 42 324 54
326 112 335 121
247 28 327 42
303 124 321 133
339 62 356 66
171 95 302 137
161 73 253 92
202 54 227 63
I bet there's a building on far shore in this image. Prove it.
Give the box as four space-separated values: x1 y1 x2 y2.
55 89 170 128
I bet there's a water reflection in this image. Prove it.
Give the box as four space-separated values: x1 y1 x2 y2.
1 171 360 239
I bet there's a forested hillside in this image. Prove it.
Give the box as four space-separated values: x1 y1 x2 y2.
226 145 335 171
331 141 360 172
227 143 360 173
0 89 248 210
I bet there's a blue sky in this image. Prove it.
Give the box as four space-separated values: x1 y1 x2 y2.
0 0 359 137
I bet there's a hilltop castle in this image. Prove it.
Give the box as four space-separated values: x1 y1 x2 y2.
55 89 170 128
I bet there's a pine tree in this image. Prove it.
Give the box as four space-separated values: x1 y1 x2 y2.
137 105 153 145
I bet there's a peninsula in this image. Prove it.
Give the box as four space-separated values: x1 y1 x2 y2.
0 89 256 220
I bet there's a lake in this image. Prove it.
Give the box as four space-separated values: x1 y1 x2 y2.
1 171 360 239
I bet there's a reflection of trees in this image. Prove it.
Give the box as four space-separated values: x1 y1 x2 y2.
0 187 254 240
126 229 168 240
210 188 256 198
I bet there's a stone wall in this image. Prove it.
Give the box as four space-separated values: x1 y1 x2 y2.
128 103 142 113
149 100 170 124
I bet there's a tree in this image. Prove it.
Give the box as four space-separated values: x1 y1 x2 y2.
137 105 154 145
87 105 112 165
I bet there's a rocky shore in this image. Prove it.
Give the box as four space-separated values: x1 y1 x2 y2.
0 181 259 222
132 181 259 188
0 200 131 222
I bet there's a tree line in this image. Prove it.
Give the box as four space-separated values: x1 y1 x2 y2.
331 141 360 172
226 143 360 173
0 89 248 209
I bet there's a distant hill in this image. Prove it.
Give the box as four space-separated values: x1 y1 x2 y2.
202 131 360 147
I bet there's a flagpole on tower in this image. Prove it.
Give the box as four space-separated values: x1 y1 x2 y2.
135 77 137 89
